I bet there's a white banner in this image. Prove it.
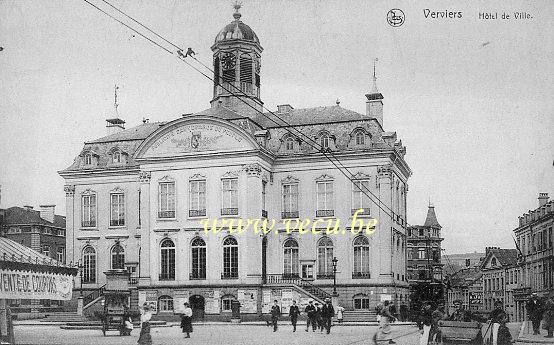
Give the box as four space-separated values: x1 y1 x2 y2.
0 269 73 300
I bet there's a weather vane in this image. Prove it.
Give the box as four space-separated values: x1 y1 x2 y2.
233 0 242 12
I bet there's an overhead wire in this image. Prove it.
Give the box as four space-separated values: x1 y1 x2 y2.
82 0 410 226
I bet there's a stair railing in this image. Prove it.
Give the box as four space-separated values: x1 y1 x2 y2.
264 274 332 300
83 284 106 307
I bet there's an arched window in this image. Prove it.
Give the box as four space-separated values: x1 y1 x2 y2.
355 131 365 145
283 238 299 277
491 257 497 267
285 136 295 151
111 243 125 270
317 237 333 278
191 238 206 279
353 294 370 310
158 295 174 312
113 151 122 163
160 239 175 280
82 246 96 284
223 237 238 279
353 236 370 278
320 133 330 150
84 153 92 165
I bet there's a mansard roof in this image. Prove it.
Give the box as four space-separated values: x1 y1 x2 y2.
1 207 66 229
253 105 368 127
481 248 519 269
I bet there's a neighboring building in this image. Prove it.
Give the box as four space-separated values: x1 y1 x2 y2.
443 252 485 275
0 204 67 310
445 266 483 315
59 6 411 320
407 205 444 283
513 193 554 320
480 247 519 321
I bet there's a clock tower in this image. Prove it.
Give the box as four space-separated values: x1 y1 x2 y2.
210 3 263 117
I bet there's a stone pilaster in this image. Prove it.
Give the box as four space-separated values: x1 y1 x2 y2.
377 165 393 279
243 163 263 279
138 171 151 285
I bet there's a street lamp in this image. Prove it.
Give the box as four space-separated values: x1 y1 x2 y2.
332 257 338 295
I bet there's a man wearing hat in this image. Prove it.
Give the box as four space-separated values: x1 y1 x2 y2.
304 300 317 332
488 300 512 345
526 293 544 335
321 298 335 334
271 299 281 332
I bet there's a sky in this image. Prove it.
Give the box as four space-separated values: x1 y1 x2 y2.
0 0 552 254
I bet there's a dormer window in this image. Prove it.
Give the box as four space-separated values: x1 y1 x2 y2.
113 151 122 163
285 137 295 151
84 153 92 165
320 134 330 150
491 257 497 266
355 131 365 145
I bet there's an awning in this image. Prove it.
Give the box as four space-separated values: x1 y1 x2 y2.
0 237 77 300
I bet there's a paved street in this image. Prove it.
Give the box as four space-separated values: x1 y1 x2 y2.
15 324 422 345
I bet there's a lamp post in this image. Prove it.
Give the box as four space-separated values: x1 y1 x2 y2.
77 259 83 296
332 257 338 295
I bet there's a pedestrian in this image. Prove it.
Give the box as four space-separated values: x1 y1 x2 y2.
418 301 432 345
488 300 512 345
373 300 396 345
137 303 153 345
180 302 193 339
321 298 335 334
289 300 301 332
336 304 345 324
542 295 554 338
429 303 445 344
305 300 317 332
399 304 408 322
271 300 281 332
122 314 133 336
526 292 544 335
314 302 324 332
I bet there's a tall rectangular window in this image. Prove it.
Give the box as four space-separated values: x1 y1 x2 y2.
158 182 176 218
57 247 65 263
189 180 206 217
110 193 125 226
282 183 299 218
316 181 334 217
352 180 371 215
81 194 96 228
221 178 238 215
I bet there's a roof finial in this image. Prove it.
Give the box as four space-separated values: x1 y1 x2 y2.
113 84 119 116
371 58 379 93
233 0 242 20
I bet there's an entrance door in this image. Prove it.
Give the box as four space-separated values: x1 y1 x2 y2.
189 295 205 320
262 236 267 283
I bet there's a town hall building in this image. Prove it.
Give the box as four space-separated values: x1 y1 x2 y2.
59 6 411 320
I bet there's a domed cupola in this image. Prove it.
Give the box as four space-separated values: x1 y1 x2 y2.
210 3 263 117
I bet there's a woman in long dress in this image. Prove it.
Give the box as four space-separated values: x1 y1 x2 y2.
180 302 193 338
373 300 396 344
137 303 153 345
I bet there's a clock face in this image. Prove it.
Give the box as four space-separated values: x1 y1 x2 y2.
221 52 236 70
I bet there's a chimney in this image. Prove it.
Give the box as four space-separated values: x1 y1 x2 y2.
106 118 125 135
538 193 549 207
23 205 33 211
39 205 55 223
277 104 293 114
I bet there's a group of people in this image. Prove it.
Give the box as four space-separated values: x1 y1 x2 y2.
136 302 194 345
526 293 554 338
268 298 343 334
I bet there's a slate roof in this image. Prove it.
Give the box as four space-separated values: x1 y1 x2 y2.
423 206 441 228
253 105 368 128
87 122 165 144
1 207 65 229
486 249 519 267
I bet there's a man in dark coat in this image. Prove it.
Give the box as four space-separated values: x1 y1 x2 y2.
489 300 512 345
314 302 324 332
526 293 544 335
289 300 301 332
305 300 317 332
271 300 281 332
321 298 335 334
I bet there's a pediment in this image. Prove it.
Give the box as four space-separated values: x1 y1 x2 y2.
135 116 259 159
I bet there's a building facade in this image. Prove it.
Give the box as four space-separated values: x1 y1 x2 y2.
480 247 519 321
407 205 444 283
59 7 411 319
443 252 485 275
513 193 553 321
445 266 483 315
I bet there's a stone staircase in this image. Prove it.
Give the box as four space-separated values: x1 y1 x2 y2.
264 274 332 304
342 310 377 322
40 311 89 323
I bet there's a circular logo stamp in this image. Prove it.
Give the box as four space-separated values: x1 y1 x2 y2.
387 9 405 27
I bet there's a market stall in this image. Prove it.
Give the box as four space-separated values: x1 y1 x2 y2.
0 237 77 344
